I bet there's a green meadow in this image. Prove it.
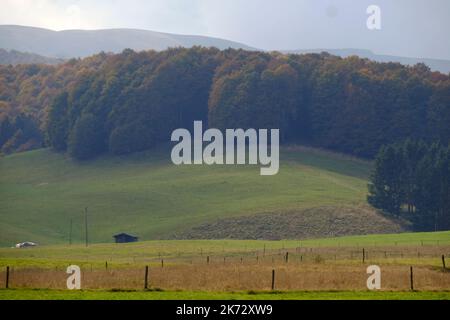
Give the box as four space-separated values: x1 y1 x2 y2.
0 231 448 269
0 146 372 246
1 289 449 300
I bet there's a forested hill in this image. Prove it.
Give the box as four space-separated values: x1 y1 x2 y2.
1 48 449 158
0 49 64 66
287 49 450 74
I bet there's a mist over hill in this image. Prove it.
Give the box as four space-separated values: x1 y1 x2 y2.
0 48 64 65
1 25 450 73
0 25 254 59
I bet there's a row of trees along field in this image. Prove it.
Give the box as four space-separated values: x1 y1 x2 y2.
368 140 450 231
0 47 449 159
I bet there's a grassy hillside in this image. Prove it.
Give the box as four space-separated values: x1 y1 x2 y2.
0 146 404 246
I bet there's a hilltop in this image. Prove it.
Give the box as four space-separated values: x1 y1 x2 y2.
0 25 254 59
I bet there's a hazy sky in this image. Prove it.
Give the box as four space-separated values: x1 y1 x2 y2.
1 0 449 60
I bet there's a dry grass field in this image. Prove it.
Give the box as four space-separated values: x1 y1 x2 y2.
3 262 449 292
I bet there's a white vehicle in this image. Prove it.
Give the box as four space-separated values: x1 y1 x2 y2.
15 242 38 248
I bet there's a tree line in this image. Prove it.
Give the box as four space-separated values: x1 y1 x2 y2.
368 140 450 231
0 47 449 159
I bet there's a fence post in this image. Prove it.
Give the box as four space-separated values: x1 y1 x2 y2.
442 255 446 270
105 261 108 270
285 252 289 263
410 266 414 291
5 266 9 289
144 265 149 290
363 248 365 263
161 259 164 268
271 269 275 291
207 256 210 265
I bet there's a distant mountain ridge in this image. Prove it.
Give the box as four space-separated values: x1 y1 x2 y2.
286 48 450 74
1 25 449 73
0 25 255 59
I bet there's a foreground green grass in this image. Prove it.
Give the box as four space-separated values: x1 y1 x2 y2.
0 146 371 246
0 231 448 269
1 289 448 300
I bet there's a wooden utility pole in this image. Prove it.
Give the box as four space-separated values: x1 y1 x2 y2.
271 269 275 291
85 207 89 247
5 266 9 289
69 219 73 246
144 266 149 290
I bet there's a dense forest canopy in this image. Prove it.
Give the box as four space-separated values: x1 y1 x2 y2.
0 47 449 159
